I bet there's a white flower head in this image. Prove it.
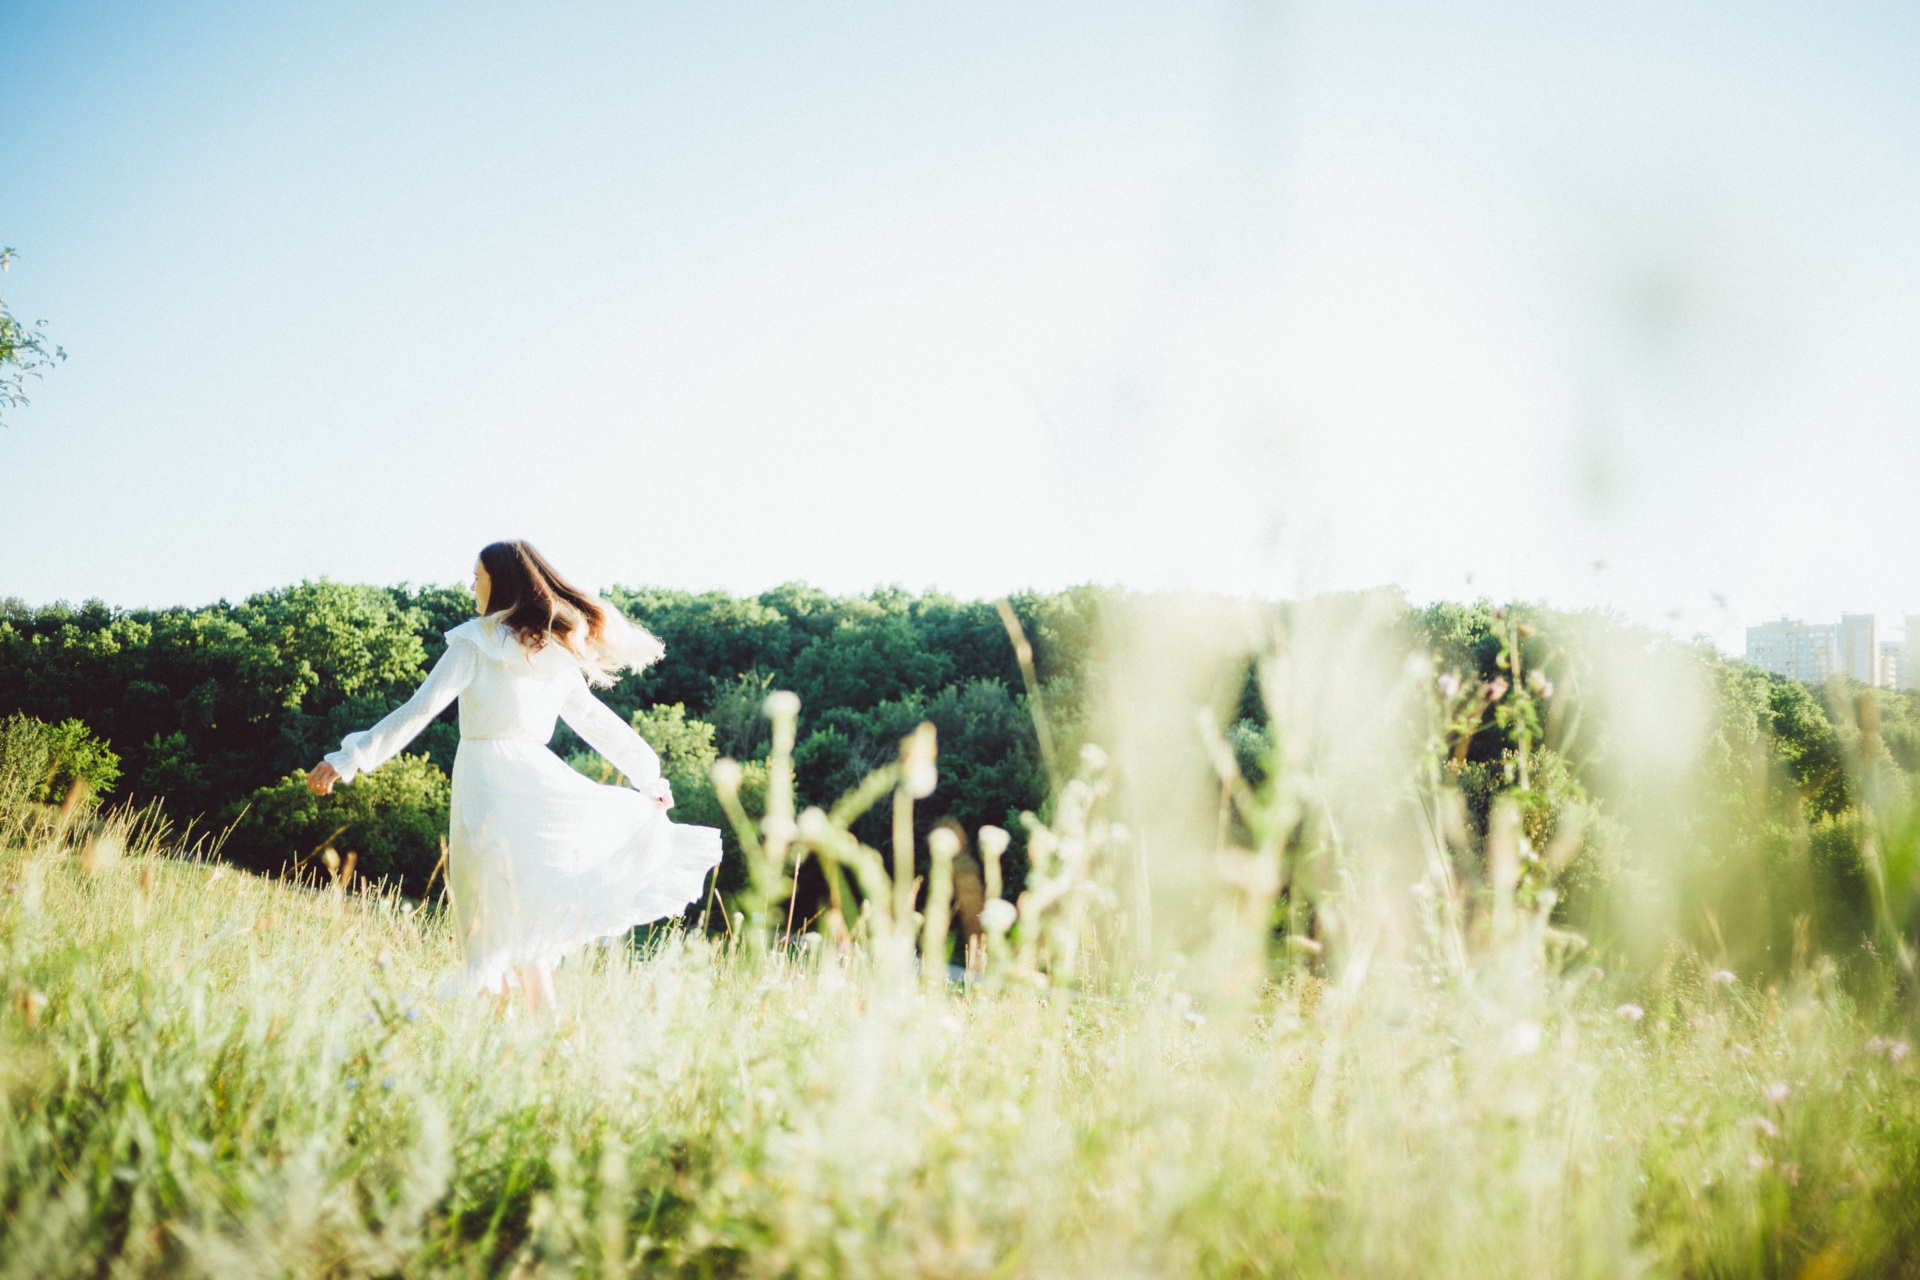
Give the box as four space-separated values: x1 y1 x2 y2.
1615 1003 1645 1022
903 725 938 799
977 825 1010 859
796 807 832 842
1764 1081 1790 1103
1711 969 1738 985
762 690 801 720
979 898 1018 934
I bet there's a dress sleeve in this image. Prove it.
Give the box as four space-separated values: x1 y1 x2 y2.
560 674 665 793
323 640 477 784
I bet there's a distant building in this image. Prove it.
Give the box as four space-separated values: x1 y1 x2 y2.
1839 614 1880 684
1882 640 1909 691
1748 613 1916 687
1746 618 1840 682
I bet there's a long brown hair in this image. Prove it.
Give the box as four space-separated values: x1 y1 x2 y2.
478 541 608 656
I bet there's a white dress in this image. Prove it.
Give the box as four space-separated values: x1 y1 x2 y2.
324 614 722 996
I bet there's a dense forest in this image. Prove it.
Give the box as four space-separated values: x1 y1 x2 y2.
0 583 1098 911
3 582 1916 957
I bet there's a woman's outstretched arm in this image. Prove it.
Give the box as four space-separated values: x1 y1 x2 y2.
559 674 671 808
308 641 478 794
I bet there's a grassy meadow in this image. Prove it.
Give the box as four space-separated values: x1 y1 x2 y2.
3 595 1920 1278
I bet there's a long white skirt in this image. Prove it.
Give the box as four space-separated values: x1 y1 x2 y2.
440 739 723 997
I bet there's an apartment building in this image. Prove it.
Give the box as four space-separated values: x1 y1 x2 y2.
1883 640 1909 690
1839 614 1880 684
1745 618 1840 681
1748 613 1915 687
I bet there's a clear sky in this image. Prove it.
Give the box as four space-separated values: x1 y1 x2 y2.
4 1 1918 651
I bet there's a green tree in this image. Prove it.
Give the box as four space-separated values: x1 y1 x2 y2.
0 249 64 426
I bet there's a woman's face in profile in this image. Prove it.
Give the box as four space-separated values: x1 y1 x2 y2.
472 559 492 614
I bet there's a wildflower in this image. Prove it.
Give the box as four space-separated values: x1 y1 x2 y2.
1893 1040 1912 1061
1526 670 1554 698
903 726 938 799
1747 1154 1768 1170
345 1078 359 1091
1764 1081 1790 1103
979 899 1017 934
762 690 801 719
1744 1115 1779 1138
404 1008 419 1022
381 1077 395 1091
1710 970 1737 985
1615 1003 1645 1021
1437 673 1461 698
977 826 1010 859
1183 1009 1207 1029
1079 743 1108 771
1482 678 1509 703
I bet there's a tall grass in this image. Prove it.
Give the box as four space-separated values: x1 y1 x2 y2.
3 596 1919 1277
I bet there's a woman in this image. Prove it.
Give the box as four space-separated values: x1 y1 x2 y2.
307 541 721 1010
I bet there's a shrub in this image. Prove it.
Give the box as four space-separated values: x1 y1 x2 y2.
0 712 120 818
221 754 450 894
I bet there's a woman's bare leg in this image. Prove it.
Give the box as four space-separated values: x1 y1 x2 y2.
517 963 556 1014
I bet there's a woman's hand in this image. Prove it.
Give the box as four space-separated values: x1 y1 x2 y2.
307 761 340 796
646 778 675 812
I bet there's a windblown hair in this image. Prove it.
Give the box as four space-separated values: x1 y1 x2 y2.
477 541 666 684
478 541 609 657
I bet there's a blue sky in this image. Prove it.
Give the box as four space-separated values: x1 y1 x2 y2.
4 1 1918 650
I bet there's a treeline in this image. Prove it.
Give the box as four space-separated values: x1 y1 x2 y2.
0 583 1098 904
4 585 1916 959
